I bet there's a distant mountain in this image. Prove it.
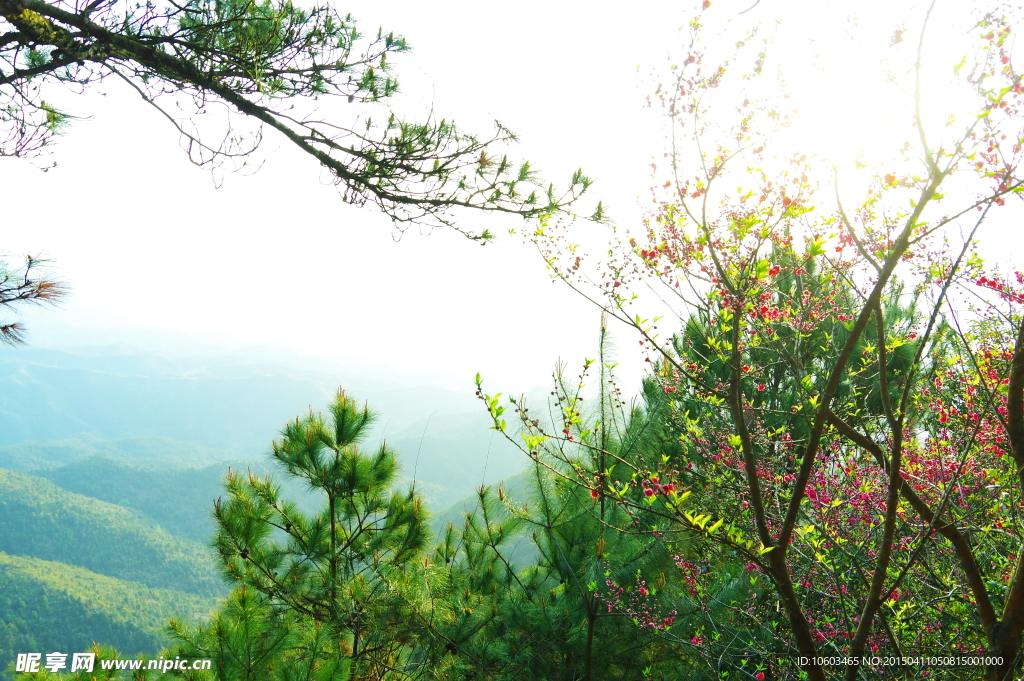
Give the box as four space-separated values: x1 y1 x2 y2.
0 346 336 453
0 434 244 471
0 469 225 598
28 457 240 544
0 345 530 496
23 446 516 548
0 553 217 679
385 410 527 509
28 457 332 545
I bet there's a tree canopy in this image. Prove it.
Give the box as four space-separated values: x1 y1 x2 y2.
510 1 1024 679
0 0 598 236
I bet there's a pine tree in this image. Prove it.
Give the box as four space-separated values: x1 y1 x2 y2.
0 254 68 345
471 322 761 679
180 388 429 679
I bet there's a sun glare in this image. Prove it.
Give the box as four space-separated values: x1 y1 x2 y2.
757 2 979 174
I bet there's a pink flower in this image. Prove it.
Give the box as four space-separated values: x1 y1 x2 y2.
756 674 766 681
590 489 600 498
638 586 648 596
663 386 678 394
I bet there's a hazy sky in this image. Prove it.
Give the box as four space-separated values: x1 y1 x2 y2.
3 0 1023 396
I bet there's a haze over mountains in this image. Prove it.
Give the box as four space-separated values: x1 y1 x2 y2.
0 339 535 501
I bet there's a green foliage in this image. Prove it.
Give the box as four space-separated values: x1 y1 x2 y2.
0 468 224 597
525 3 1024 670
0 255 67 347
410 452 689 679
165 587 348 681
200 389 429 677
31 457 323 544
0 553 216 680
2 365 787 681
29 458 238 544
165 379 727 680
470 328 775 679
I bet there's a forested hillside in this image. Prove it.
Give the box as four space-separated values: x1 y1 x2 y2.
28 457 326 544
0 469 224 597
0 553 216 674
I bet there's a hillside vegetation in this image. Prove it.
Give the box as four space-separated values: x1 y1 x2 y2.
29 457 327 544
0 553 217 675
0 469 224 597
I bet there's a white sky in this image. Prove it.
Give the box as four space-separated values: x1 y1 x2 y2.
3 0 1023 396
